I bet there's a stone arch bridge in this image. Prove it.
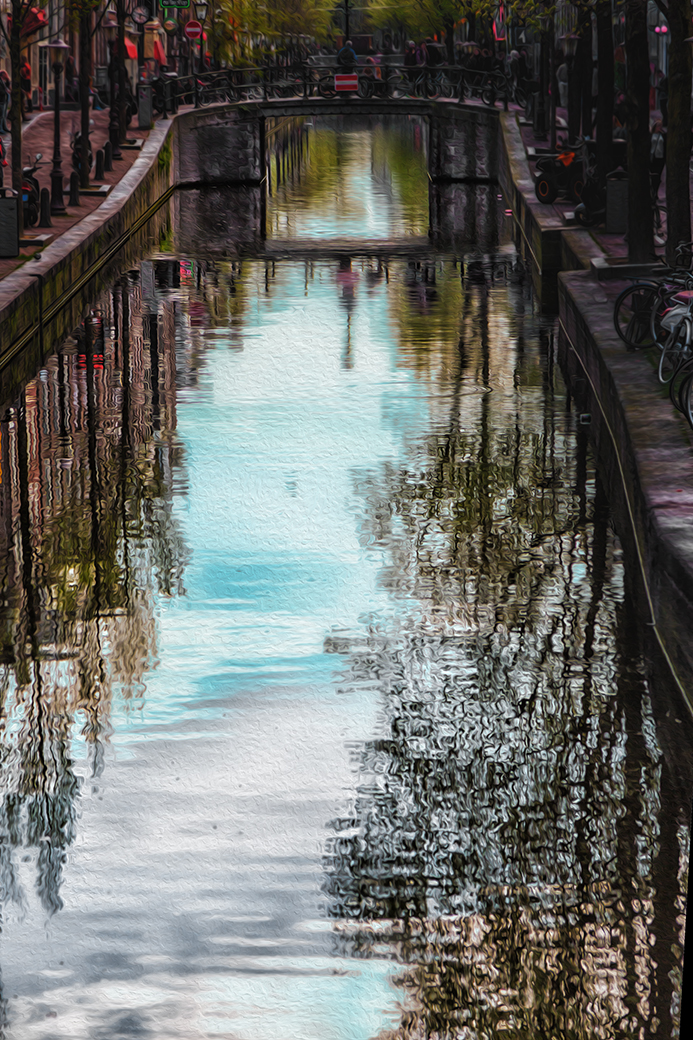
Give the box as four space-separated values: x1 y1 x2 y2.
172 96 501 245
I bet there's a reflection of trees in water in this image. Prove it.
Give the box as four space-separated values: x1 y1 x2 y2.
323 280 687 1038
0 268 187 922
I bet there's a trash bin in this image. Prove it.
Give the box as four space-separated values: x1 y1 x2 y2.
138 83 153 130
0 188 19 259
606 167 628 234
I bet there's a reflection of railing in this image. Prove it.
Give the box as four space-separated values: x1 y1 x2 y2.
151 65 529 113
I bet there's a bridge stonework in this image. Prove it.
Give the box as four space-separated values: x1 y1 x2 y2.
175 98 500 188
429 105 498 182
175 107 264 186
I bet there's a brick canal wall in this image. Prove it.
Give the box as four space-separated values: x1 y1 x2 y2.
0 121 177 405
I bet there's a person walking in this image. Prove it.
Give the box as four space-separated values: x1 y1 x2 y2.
650 120 666 197
20 57 32 117
64 54 77 103
336 40 357 71
0 70 10 132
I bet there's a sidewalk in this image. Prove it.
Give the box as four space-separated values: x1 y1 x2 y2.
0 107 151 281
516 104 668 261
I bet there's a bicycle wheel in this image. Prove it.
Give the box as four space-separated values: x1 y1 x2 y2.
681 369 693 428
659 318 691 383
514 85 527 108
613 282 660 348
438 75 453 99
481 85 496 106
357 77 374 98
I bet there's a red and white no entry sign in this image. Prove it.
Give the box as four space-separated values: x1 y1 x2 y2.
184 19 202 39
335 74 358 92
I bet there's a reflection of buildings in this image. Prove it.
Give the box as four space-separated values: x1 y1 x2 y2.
322 279 687 1039
0 265 186 916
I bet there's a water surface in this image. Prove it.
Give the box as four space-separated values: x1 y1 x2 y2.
0 119 689 1040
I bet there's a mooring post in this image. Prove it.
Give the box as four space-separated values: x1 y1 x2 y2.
38 187 52 227
69 171 80 207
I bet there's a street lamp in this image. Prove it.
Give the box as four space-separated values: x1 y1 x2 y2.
194 2 208 72
46 37 71 215
104 15 123 161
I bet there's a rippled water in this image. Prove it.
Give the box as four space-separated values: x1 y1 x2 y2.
0 119 690 1039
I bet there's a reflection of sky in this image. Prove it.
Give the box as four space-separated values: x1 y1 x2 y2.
1 261 432 1040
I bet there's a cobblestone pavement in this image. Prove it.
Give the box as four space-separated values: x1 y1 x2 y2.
0 106 151 281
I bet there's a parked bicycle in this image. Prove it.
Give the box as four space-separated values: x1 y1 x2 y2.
611 242 693 432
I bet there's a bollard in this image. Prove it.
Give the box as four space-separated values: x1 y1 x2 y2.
38 187 52 227
69 171 80 207
94 148 105 182
104 140 113 172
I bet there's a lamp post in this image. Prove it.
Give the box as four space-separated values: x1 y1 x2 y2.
47 37 71 215
105 16 123 161
194 1 208 72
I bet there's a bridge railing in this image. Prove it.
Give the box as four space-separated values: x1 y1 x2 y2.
152 64 520 115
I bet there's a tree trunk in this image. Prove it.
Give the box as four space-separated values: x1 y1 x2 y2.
79 11 92 189
567 51 581 143
665 0 692 264
579 11 592 139
595 0 614 182
445 20 455 65
117 0 127 143
10 2 24 236
625 0 653 262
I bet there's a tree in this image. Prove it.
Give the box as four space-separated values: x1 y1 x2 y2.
625 0 654 261
0 0 49 234
69 1 112 189
654 0 693 264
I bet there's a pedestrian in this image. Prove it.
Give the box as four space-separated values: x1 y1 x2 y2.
403 40 417 89
659 74 668 127
20 57 32 116
650 119 666 198
0 134 8 188
336 39 357 71
65 54 77 102
0 69 10 132
556 60 568 109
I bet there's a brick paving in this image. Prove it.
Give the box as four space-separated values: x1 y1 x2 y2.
0 106 152 281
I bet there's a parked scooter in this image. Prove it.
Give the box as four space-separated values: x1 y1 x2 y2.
574 177 606 227
21 153 43 227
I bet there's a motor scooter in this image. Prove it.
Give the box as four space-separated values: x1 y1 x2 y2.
573 177 606 227
21 153 42 228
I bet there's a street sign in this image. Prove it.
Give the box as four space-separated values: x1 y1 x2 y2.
162 0 190 7
184 19 202 39
335 74 358 92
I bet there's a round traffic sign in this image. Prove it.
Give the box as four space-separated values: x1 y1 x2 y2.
184 19 202 39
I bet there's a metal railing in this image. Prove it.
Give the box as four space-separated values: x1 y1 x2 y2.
147 64 527 116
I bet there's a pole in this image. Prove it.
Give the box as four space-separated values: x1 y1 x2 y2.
50 60 66 215
344 0 350 42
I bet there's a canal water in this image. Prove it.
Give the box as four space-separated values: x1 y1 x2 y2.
0 119 690 1039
